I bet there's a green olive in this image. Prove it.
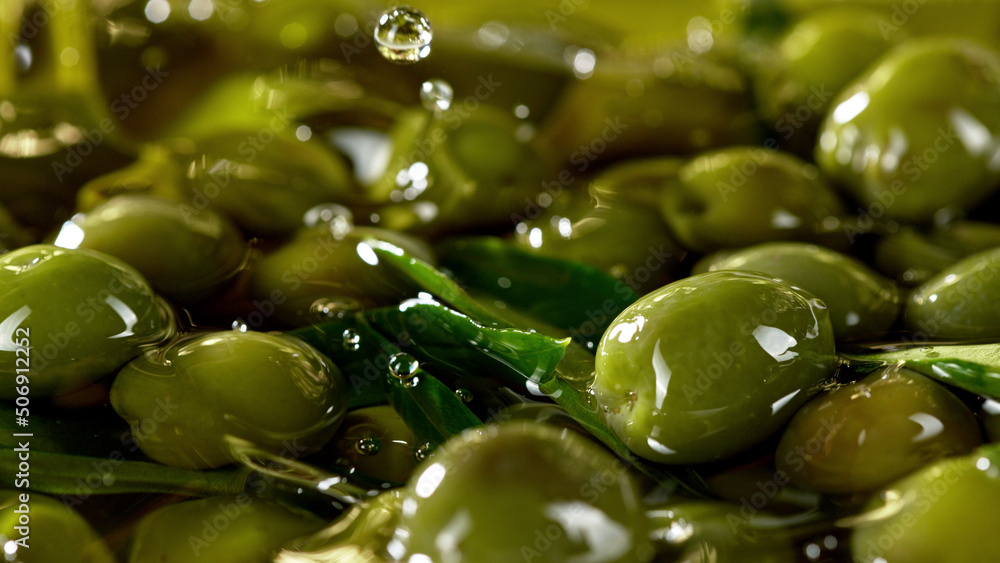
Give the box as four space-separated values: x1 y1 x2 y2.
903 246 1000 340
61 195 248 304
850 443 1000 562
395 423 653 563
127 495 324 562
593 271 837 464
876 221 1000 286
816 37 1000 222
776 367 981 494
248 225 430 327
0 491 114 563
110 330 347 469
696 242 900 340
660 147 845 253
320 405 419 485
754 8 899 154
0 245 172 399
649 501 797 563
277 490 401 562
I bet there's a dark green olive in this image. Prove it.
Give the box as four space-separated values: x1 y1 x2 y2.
0 245 172 398
660 147 845 253
110 330 347 469
816 37 1000 222
58 195 248 304
903 246 1000 340
127 495 324 562
593 271 837 464
696 242 900 340
320 405 419 484
0 491 114 563
248 225 430 326
776 367 981 494
395 423 653 563
850 443 1000 562
876 221 1000 286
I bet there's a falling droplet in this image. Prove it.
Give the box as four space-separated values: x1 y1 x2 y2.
309 298 362 323
374 6 432 64
455 388 473 403
303 203 353 240
420 79 453 113
355 436 382 456
414 442 433 461
342 328 361 351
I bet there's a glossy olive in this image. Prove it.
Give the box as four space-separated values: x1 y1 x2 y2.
321 405 419 484
875 221 1000 286
0 491 114 563
904 246 1000 340
593 271 837 464
776 367 981 494
278 490 401 562
660 147 845 253
696 242 900 340
649 501 797 563
127 495 324 563
59 195 248 303
850 444 1000 562
111 330 347 469
249 226 430 326
395 423 653 563
816 37 1000 222
0 245 171 399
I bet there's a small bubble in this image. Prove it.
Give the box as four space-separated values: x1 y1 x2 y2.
355 436 382 456
374 6 432 64
389 352 420 385
414 442 433 461
303 203 353 240
342 328 361 351
420 79 453 113
455 388 473 403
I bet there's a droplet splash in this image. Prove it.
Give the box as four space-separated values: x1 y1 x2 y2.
355 436 382 456
303 203 353 240
420 79 453 113
388 352 420 387
374 6 432 64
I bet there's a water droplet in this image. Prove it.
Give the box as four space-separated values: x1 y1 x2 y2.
231 320 249 332
455 388 473 403
303 203 353 240
414 442 433 461
309 297 362 322
342 328 361 351
389 352 419 379
374 6 432 64
420 79 453 113
355 436 381 456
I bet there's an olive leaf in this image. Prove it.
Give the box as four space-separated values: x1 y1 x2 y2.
438 237 639 350
840 343 1000 399
0 402 134 458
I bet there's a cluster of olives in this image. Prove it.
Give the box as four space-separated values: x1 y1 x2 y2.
6 0 1000 562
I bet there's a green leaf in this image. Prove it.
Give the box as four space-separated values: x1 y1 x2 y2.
438 237 639 350
366 301 571 393
0 403 134 458
840 343 1000 399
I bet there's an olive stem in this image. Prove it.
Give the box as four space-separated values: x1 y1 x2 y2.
2 450 253 497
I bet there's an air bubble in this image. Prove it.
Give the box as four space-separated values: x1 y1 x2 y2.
374 6 432 64
355 436 381 456
420 79 453 113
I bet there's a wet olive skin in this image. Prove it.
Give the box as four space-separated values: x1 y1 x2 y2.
660 147 844 253
904 246 1000 340
396 423 653 563
816 37 1000 223
696 242 900 340
127 495 324 563
0 491 114 563
776 367 981 494
321 405 419 485
649 501 797 563
0 245 170 399
593 271 837 465
850 445 1000 563
66 195 248 304
110 330 347 469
